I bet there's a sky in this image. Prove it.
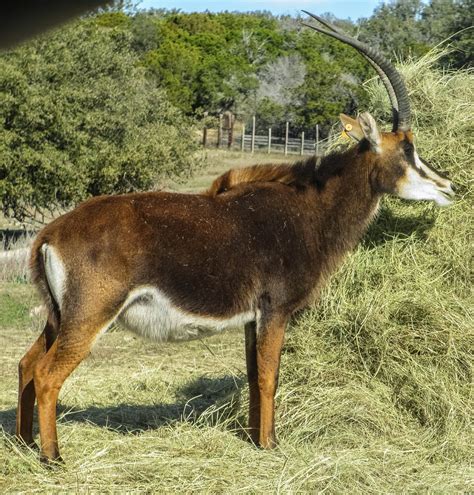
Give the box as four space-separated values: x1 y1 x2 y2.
138 0 382 21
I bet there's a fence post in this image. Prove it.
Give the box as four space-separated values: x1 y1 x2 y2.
284 122 289 156
268 127 272 154
202 111 208 148
251 115 256 154
217 113 222 148
315 124 319 155
227 113 234 149
301 131 305 155
241 124 246 152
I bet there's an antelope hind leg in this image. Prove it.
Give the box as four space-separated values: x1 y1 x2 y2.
33 315 113 463
16 314 58 449
245 321 260 445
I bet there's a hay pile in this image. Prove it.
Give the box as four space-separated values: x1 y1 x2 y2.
274 47 473 490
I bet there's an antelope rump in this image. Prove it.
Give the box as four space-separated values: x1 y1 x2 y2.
16 13 454 463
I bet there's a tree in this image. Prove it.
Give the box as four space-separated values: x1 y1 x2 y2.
0 19 201 223
421 0 474 67
249 54 306 133
359 0 431 59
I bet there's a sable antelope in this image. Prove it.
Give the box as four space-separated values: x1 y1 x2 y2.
16 14 454 463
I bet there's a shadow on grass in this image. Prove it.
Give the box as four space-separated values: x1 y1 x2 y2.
362 205 436 248
0 375 247 438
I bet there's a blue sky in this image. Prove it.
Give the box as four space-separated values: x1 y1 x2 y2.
138 0 382 21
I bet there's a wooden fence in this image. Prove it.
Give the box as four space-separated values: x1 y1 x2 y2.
203 116 329 156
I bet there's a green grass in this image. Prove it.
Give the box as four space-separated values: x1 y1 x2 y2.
0 50 473 492
0 284 39 330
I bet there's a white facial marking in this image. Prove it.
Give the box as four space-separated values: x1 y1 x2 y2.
41 244 67 310
117 287 258 342
397 150 454 206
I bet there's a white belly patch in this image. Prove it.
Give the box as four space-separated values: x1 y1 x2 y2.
117 287 257 342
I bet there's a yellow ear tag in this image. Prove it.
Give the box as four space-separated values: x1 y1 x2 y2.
341 129 349 140
345 124 353 132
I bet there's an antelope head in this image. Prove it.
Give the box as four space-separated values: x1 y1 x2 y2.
303 12 455 206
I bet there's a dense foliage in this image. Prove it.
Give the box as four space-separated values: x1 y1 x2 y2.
359 0 473 66
0 19 201 223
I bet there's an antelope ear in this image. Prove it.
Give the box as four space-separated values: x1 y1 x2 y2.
339 114 364 142
357 112 381 153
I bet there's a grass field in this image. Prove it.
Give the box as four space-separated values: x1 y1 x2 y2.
1 52 473 493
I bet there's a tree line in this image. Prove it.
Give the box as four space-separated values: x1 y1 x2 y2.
126 0 471 130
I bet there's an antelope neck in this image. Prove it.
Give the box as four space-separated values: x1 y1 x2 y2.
309 149 381 263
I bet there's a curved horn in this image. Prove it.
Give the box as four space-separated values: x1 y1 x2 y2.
301 11 400 130
302 11 411 131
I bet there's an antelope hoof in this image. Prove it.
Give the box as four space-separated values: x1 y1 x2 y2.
260 437 277 450
40 453 64 467
246 429 260 446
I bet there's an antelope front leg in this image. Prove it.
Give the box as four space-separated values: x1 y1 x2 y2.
256 314 287 449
